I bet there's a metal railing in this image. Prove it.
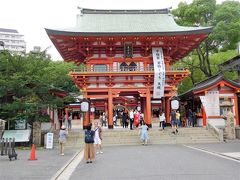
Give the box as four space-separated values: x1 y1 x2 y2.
0 138 18 161
71 66 188 73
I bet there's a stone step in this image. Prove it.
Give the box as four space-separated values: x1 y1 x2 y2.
63 130 214 137
53 127 220 147
57 136 219 146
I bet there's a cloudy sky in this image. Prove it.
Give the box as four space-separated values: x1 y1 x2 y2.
0 0 232 60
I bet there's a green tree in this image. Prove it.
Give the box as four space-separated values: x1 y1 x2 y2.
0 50 79 129
175 50 238 94
172 0 240 78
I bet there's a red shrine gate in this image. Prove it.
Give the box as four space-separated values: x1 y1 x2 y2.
46 8 212 128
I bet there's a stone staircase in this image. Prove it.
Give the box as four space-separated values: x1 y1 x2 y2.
53 127 220 149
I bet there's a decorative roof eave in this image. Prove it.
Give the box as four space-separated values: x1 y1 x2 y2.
49 88 68 97
81 8 170 14
179 73 240 99
45 28 213 37
219 55 240 71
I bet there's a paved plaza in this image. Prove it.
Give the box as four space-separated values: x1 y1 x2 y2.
0 148 77 180
0 141 240 180
70 143 240 180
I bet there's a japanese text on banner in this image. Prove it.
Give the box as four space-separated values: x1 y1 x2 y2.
152 47 165 98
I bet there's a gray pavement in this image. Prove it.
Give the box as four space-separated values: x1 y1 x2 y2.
190 140 240 153
70 143 240 180
0 141 240 180
0 147 78 180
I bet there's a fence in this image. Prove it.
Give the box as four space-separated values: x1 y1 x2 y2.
0 138 17 161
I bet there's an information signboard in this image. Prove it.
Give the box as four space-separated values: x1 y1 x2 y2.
3 130 31 142
46 133 54 149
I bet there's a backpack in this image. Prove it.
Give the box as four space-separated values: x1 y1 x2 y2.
85 130 94 143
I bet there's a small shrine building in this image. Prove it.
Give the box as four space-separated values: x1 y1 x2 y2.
179 73 240 128
46 8 212 128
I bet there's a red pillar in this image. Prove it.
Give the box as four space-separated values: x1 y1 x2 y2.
108 89 113 129
202 105 207 127
104 102 108 116
143 98 147 122
162 98 165 112
146 89 152 127
83 111 90 129
65 108 69 119
165 97 170 124
51 108 55 129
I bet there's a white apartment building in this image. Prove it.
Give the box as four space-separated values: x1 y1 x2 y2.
0 28 26 53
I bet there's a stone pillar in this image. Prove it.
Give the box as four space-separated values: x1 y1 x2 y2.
108 89 113 129
224 111 236 140
145 89 152 127
234 94 239 127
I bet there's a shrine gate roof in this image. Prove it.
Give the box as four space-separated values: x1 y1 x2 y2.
46 8 212 36
179 73 240 99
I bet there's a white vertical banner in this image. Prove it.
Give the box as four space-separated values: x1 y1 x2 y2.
205 91 220 116
152 47 165 98
200 91 220 117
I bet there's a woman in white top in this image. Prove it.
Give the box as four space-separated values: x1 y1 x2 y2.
159 112 166 130
93 121 103 154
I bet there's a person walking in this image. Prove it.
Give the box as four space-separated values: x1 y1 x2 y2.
187 109 193 127
84 124 95 163
93 122 103 154
159 111 166 130
68 112 72 131
129 109 134 130
170 109 178 134
122 111 128 128
139 122 149 145
140 112 144 126
101 112 107 127
133 110 140 128
59 125 67 156
176 110 181 128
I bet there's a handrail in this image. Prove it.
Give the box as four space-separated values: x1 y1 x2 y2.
71 66 188 73
207 121 224 142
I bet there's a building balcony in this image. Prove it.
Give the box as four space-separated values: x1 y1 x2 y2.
70 66 190 89
71 66 189 75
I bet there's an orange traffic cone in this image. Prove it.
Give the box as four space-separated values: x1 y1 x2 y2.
29 144 37 160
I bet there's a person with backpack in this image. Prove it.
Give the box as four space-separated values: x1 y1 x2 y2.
84 124 95 163
93 121 103 154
